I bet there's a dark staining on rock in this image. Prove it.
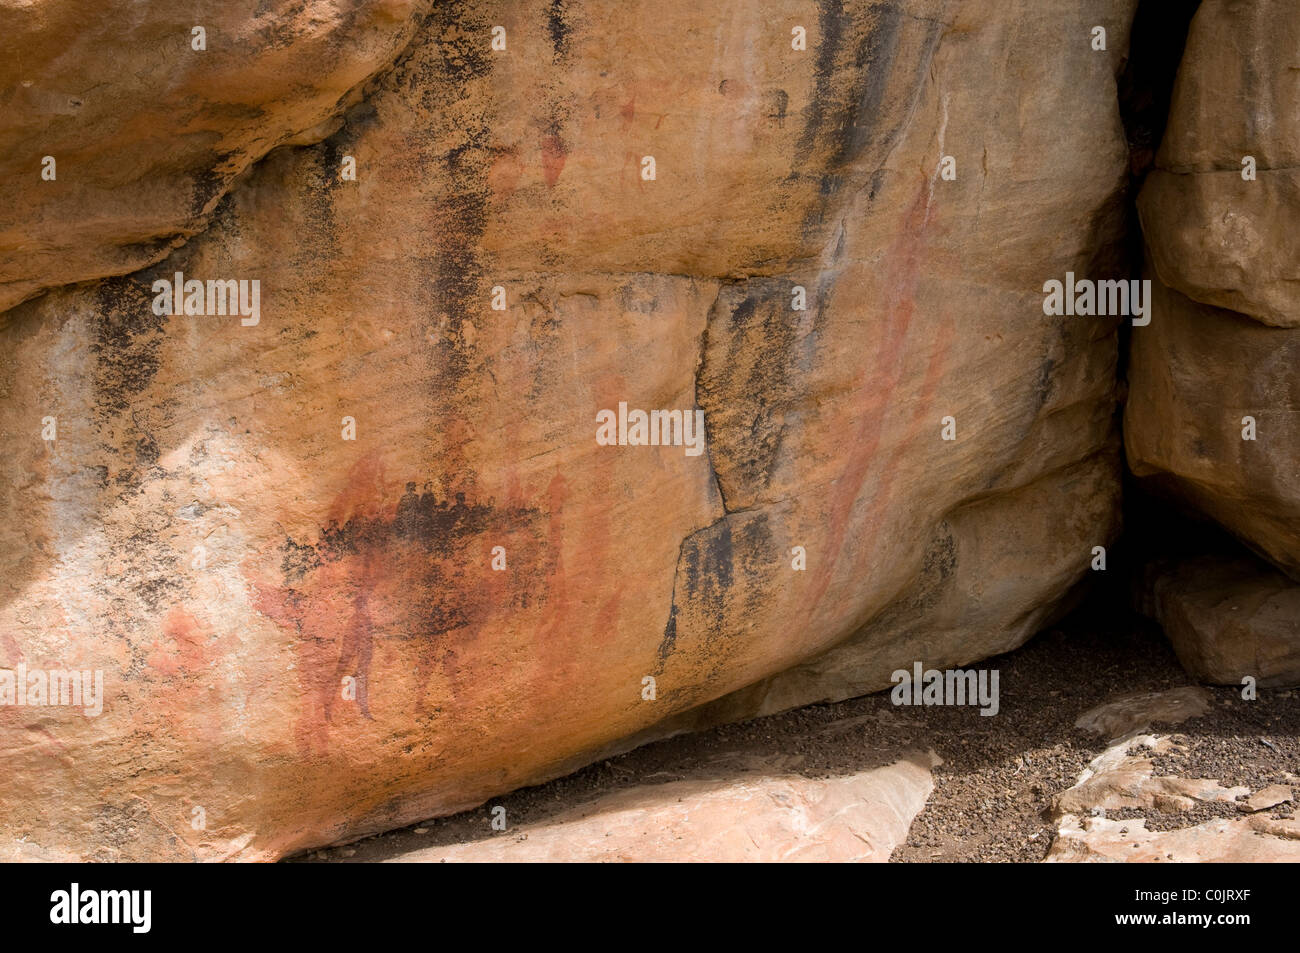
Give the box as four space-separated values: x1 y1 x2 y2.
920 521 958 589
655 510 775 671
91 278 166 418
388 4 498 397
271 476 551 721
732 510 776 609
798 0 849 159
394 481 422 539
866 166 888 202
869 520 958 625
795 2 942 235
417 561 488 632
830 5 910 169
654 520 735 671
293 138 343 270
393 481 500 558
93 517 187 670
683 517 735 603
658 602 679 665
340 99 381 136
428 6 494 92
253 12 317 55
795 0 847 161
279 480 545 595
697 280 805 504
116 235 184 265
189 162 234 219
127 541 185 615
1035 353 1058 410
431 169 490 386
134 430 161 473
763 88 789 129
547 0 572 61
90 275 178 534
281 538 322 583
794 0 869 235
698 512 776 687
616 280 662 315
203 189 244 247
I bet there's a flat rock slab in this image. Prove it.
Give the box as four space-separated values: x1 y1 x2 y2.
1052 734 1246 818
1048 732 1298 862
1240 784 1293 813
388 749 941 863
1074 686 1211 741
1047 814 1300 863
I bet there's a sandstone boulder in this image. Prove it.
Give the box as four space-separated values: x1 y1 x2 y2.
1126 278 1300 581
1137 0 1300 329
1128 0 1300 582
0 0 1137 860
0 0 430 313
1240 784 1292 814
1144 555 1300 688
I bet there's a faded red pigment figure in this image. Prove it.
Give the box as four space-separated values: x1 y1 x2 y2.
251 452 548 755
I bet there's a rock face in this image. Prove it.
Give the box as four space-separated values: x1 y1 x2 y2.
0 0 1138 860
1126 278 1300 580
0 0 430 313
1126 0 1300 692
1137 0 1300 330
1128 0 1300 580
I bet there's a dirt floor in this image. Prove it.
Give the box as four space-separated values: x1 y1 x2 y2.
289 603 1299 862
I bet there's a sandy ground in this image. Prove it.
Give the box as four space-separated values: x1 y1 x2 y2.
289 603 1298 863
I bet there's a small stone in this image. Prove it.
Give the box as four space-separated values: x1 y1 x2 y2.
1240 785 1293 814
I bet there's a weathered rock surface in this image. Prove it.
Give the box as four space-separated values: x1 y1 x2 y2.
1052 734 1247 819
1128 0 1300 584
1126 278 1300 581
1049 813 1300 863
0 0 1138 860
1143 555 1300 687
1137 0 1300 329
387 749 940 863
1074 686 1211 742
1240 784 1292 814
1047 731 1300 862
0 0 430 313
